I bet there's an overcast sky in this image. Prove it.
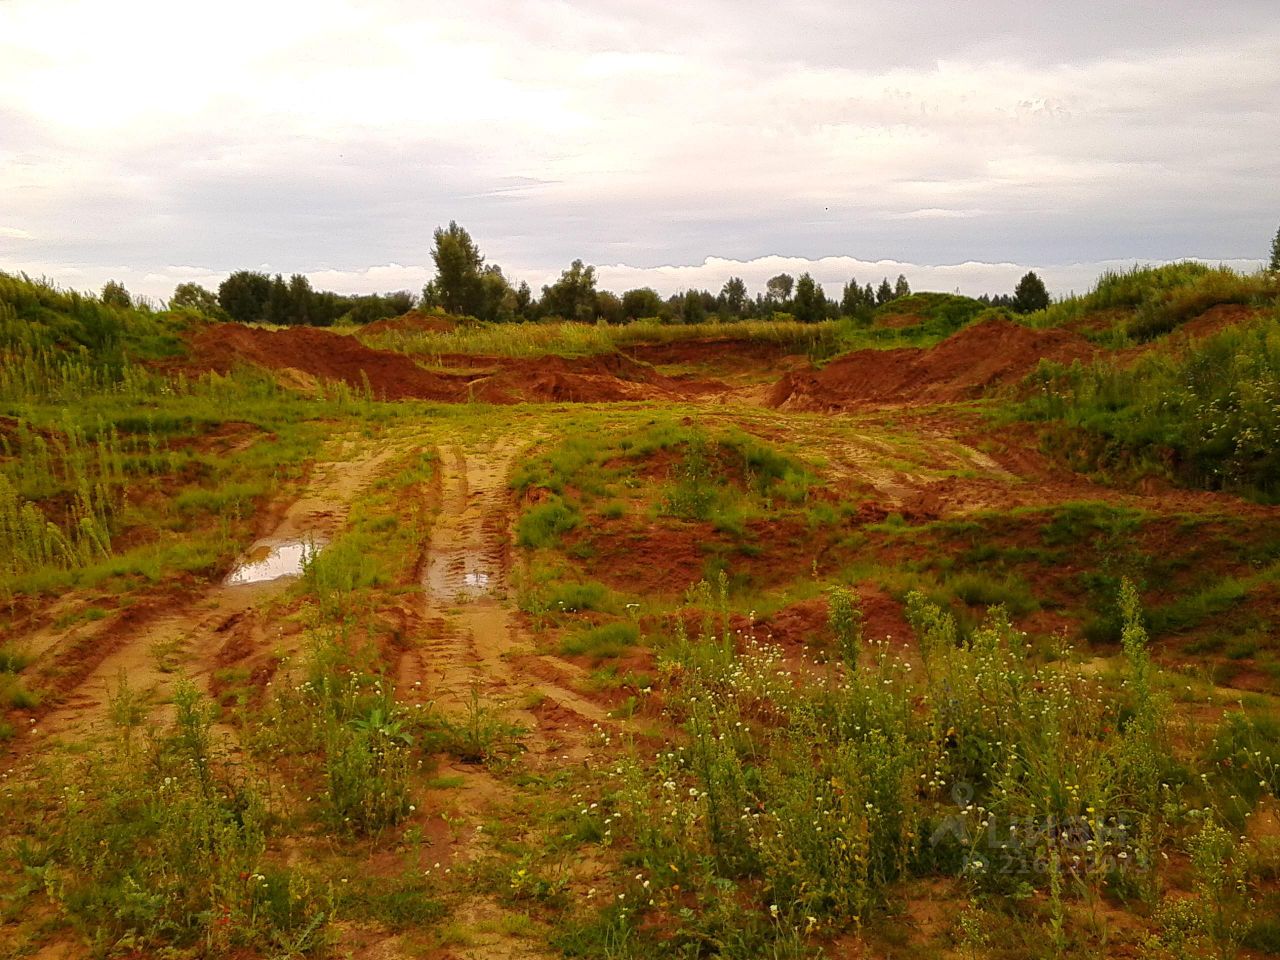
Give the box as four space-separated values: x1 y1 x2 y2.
1 0 1277 302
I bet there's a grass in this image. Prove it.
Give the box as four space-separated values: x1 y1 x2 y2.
6 265 1280 959
1019 306 1280 499
560 622 640 660
361 316 840 360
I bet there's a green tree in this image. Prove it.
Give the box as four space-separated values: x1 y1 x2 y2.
265 274 291 325
218 271 271 323
894 274 911 299
287 274 314 326
719 276 747 318
875 277 894 306
541 259 598 321
840 277 869 317
621 287 663 321
679 289 706 324
1270 223 1280 271
478 264 512 322
792 272 827 323
430 220 485 316
514 280 535 319
1012 270 1050 314
765 273 794 306
596 290 624 325
101 280 131 309
170 282 222 316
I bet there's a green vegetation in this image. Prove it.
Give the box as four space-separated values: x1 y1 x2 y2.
1025 261 1276 344
1022 308 1280 498
4 260 1280 960
546 585 1278 958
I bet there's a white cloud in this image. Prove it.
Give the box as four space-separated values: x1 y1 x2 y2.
0 1 1276 283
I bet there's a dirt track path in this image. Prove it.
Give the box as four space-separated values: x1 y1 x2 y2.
23 439 407 745
399 438 606 748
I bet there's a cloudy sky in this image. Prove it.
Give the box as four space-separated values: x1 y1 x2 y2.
2 0 1277 302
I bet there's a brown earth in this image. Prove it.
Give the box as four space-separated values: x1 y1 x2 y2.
360 309 459 336
188 323 466 401
769 318 1095 411
624 337 808 373
466 352 719 404
184 322 721 405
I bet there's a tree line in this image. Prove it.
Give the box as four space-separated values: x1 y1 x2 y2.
99 220 1055 326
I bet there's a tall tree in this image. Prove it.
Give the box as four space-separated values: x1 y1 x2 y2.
514 280 534 319
765 273 794 306
101 280 131 309
596 290 624 325
1012 271 1050 314
218 270 271 323
265 274 292 325
875 277 894 306
840 278 869 317
287 274 314 326
621 287 663 321
478 264 512 322
792 273 827 323
719 276 747 318
679 289 707 324
1270 223 1280 271
894 274 911 299
170 282 222 316
541 259 598 321
430 221 485 316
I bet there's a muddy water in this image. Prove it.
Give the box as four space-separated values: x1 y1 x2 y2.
225 538 324 585
421 446 503 603
407 441 606 732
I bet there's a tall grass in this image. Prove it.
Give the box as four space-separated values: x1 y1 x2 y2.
568 580 1249 956
1021 309 1280 498
1026 262 1277 344
362 317 840 360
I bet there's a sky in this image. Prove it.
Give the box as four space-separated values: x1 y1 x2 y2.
1 0 1277 303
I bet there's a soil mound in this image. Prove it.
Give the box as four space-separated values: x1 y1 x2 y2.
361 310 458 336
188 323 465 401
769 318 1094 410
470 352 711 404
186 323 718 405
624 337 802 369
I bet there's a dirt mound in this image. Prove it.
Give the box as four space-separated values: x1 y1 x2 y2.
188 323 465 401
469 352 719 404
361 310 458 336
625 337 803 369
186 323 718 405
769 318 1094 410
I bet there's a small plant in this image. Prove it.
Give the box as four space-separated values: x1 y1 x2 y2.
826 584 862 669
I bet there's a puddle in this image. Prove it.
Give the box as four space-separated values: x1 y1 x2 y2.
425 552 498 601
225 538 324 586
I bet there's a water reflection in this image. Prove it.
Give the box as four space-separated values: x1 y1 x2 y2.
225 538 323 586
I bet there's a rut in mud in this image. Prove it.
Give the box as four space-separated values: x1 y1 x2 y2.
20 441 407 745
401 438 606 750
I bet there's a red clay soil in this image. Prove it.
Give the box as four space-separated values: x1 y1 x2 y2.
624 337 805 369
361 310 459 336
769 318 1095 411
188 323 466 401
185 322 721 404
467 353 720 404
